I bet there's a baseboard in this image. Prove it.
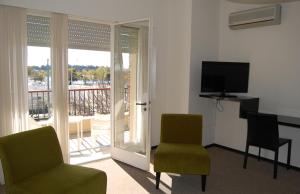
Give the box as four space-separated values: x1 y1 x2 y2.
153 144 215 150
204 143 216 149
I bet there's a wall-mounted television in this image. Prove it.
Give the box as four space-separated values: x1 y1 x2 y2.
201 61 250 96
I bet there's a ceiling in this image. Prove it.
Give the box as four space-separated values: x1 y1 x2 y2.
228 0 300 3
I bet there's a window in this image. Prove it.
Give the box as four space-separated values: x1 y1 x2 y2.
27 15 113 163
27 15 52 128
68 19 112 164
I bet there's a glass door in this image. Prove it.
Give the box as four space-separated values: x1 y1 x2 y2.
111 20 150 171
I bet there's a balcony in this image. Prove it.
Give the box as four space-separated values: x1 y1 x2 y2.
28 87 122 164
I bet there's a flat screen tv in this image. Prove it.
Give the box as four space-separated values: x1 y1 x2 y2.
201 61 250 96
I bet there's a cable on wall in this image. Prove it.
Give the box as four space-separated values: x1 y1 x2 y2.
216 99 224 112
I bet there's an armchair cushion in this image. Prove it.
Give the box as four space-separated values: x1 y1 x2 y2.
154 143 210 175
8 164 107 194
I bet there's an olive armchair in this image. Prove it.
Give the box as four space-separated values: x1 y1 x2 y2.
154 114 210 192
0 126 107 194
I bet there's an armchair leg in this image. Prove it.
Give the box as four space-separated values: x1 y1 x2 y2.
201 175 206 192
156 172 161 189
287 140 292 170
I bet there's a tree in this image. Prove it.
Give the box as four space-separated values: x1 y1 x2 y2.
33 70 46 82
68 67 80 84
28 66 34 78
94 66 110 83
81 69 94 84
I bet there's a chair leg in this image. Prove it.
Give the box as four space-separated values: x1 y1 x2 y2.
243 144 249 169
287 140 292 170
156 172 161 189
201 175 206 192
258 147 261 161
274 149 279 179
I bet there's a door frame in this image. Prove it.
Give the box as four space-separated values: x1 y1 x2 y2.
110 17 153 171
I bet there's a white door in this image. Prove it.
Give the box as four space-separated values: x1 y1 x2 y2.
111 19 151 171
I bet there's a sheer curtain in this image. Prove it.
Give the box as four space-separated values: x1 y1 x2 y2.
0 5 28 136
51 13 69 163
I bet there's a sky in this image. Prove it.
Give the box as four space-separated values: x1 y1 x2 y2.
27 46 111 67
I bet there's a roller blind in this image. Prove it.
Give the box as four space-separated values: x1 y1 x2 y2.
27 15 139 52
68 19 111 51
27 15 50 47
27 15 111 51
119 26 138 53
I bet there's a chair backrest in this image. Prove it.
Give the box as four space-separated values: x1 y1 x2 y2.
246 112 279 150
0 126 64 186
160 114 202 145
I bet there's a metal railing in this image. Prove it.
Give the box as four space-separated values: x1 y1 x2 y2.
29 87 129 121
28 90 51 120
69 88 111 116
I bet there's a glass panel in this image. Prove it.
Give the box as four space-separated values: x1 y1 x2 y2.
114 24 148 155
67 19 112 164
68 48 111 164
27 46 53 129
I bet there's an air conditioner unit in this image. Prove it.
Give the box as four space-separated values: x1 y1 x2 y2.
229 4 281 30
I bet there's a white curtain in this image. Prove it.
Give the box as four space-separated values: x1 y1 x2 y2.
51 13 69 163
0 5 28 136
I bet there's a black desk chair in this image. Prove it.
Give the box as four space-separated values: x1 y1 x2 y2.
243 112 292 179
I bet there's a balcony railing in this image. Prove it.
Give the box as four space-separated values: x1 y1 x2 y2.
69 88 111 116
28 90 51 120
29 87 130 121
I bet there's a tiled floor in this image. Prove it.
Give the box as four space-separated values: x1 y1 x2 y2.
69 129 111 164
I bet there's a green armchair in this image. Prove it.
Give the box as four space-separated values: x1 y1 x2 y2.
154 114 210 192
0 126 107 194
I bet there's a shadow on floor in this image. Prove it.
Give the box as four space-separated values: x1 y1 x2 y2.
114 159 169 194
114 158 205 194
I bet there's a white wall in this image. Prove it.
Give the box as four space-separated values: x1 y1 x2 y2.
219 1 300 116
188 0 220 145
0 0 193 146
164 0 192 114
217 1 300 167
150 0 193 146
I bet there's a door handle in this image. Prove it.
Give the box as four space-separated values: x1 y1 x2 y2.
136 102 147 106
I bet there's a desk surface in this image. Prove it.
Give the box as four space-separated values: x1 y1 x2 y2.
278 115 300 128
199 94 300 128
199 94 259 101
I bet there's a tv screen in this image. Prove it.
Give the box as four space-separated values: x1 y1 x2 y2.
201 61 250 93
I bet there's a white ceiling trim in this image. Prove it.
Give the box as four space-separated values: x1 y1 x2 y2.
227 0 300 4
